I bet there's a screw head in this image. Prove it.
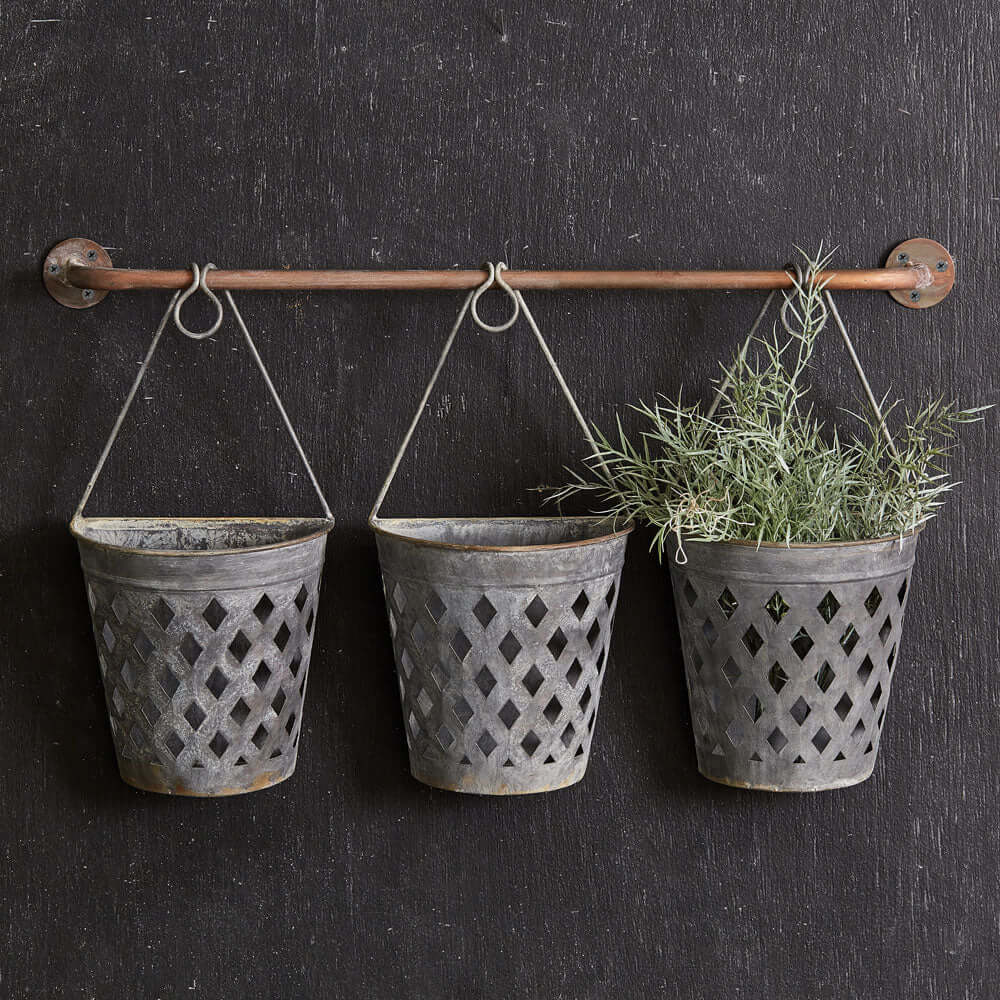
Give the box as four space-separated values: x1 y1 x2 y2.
909 290 921 302
81 289 95 300
86 249 98 261
47 261 60 273
897 252 910 262
936 259 948 271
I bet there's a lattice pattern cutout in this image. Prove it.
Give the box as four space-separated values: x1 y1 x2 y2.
87 572 322 781
672 568 911 784
382 572 622 777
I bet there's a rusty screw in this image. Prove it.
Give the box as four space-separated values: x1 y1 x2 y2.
82 289 95 301
86 249 98 261
936 260 948 271
47 261 60 274
897 252 910 263
909 290 921 302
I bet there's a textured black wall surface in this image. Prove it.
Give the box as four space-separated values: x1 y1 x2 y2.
1 3 997 997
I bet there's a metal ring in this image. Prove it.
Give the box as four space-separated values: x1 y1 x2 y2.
173 262 225 340
780 262 828 335
470 261 520 332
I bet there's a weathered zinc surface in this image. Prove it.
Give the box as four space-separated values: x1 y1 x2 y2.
0 3 996 997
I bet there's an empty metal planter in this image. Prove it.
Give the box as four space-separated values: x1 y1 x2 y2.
71 279 335 795
668 534 918 791
374 516 631 794
74 516 332 796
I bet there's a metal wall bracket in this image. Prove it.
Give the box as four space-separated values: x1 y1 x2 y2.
43 238 112 309
885 238 955 308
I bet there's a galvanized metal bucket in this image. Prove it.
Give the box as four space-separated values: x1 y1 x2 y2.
668 534 918 791
71 274 335 795
370 267 632 794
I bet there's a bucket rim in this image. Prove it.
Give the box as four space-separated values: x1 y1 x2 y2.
369 514 634 553
674 527 922 553
69 514 335 557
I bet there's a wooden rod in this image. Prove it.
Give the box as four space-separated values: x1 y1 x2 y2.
66 263 932 293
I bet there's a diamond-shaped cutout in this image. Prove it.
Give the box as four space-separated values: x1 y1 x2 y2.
184 701 206 731
449 628 472 662
887 645 897 672
285 711 297 736
566 659 583 687
473 595 496 629
742 625 763 657
430 662 449 692
547 628 567 660
165 730 185 758
120 660 137 690
870 681 883 709
230 698 251 727
765 591 789 624
295 584 309 612
498 699 521 729
767 727 788 753
790 627 813 660
110 687 125 715
692 649 703 674
525 595 548 628
475 665 496 698
274 622 291 652
834 692 853 721
110 592 128 624
840 624 859 656
725 718 742 747
202 598 227 631
543 695 562 724
521 730 541 756
817 591 840 624
852 718 866 742
425 591 447 624
416 687 434 716
452 696 474 728
254 594 275 624
251 723 268 749
252 661 272 690
208 731 229 759
522 665 544 697
579 684 592 713
179 633 203 667
500 631 523 664
151 597 175 632
133 631 154 663
857 655 874 684
561 722 576 747
879 616 892 645
391 582 406 612
744 693 763 723
205 667 229 700
683 580 698 607
717 587 739 620
158 667 180 699
865 587 883 616
789 695 811 726
272 688 286 715
476 730 497 757
812 727 831 753
586 620 601 649
768 662 788 694
436 724 454 749
229 630 252 663
571 590 590 621
721 657 741 687
898 578 908 605
101 621 116 651
815 662 836 693
399 648 414 679
140 697 160 726
605 581 617 607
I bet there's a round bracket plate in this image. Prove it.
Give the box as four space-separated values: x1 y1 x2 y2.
885 238 955 309
43 238 112 308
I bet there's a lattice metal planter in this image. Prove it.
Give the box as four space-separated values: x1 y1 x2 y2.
374 517 631 794
669 534 918 792
74 517 333 796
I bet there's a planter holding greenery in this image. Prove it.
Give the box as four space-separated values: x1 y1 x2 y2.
554 250 985 791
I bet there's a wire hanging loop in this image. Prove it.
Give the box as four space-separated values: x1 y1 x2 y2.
172 262 225 339
470 261 521 332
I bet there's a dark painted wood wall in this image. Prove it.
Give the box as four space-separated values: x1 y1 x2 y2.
2 2 996 996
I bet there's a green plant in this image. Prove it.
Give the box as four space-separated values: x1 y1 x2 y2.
553 249 987 561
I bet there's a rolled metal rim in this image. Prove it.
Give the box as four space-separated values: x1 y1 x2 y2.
369 515 634 553
676 527 922 552
70 514 335 557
